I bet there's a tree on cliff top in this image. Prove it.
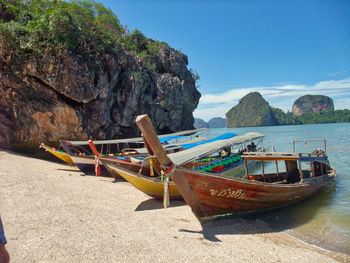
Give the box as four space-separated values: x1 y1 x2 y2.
0 0 202 81
1 0 195 75
0 0 125 64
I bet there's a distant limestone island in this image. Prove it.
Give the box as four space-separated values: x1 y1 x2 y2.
226 92 350 127
194 117 226 128
196 92 350 128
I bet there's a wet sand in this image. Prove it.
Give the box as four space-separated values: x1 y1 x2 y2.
0 150 349 262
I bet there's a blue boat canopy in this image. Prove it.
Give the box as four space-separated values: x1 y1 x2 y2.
180 133 238 149
159 136 185 143
168 132 264 165
62 128 209 145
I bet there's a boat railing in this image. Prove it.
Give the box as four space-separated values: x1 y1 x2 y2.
242 151 328 160
293 139 327 154
299 152 327 158
242 152 301 159
261 140 276 152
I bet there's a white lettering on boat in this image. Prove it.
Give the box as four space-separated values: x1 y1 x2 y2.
209 188 253 200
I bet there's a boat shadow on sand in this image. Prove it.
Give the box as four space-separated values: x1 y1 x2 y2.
135 199 186 211
179 183 336 242
56 168 82 173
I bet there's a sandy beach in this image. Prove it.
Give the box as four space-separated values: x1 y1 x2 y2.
0 150 349 263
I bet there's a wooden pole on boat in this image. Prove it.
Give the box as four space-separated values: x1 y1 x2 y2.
261 160 265 182
275 161 280 180
88 140 101 176
244 159 249 179
298 161 304 183
142 135 154 156
310 163 315 177
136 114 173 169
136 114 207 220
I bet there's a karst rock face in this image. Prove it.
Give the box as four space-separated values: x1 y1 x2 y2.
225 92 278 127
0 45 200 153
292 95 334 116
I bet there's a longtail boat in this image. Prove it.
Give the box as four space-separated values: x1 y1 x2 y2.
87 139 182 199
59 128 238 176
58 129 205 175
135 114 336 222
89 131 265 200
39 143 74 165
101 158 182 200
38 128 207 175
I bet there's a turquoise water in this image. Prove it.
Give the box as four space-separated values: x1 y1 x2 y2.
207 122 350 255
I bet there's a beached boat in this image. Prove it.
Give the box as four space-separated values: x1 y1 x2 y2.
88 139 180 198
135 114 336 222
39 143 75 165
91 131 264 200
58 128 208 175
60 127 209 157
97 156 258 201
102 158 182 199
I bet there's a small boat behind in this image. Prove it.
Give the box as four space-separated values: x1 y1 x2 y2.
57 128 208 175
39 143 74 165
101 158 182 200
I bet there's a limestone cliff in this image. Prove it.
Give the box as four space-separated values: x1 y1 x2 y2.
0 45 200 152
225 92 278 127
194 118 209 129
0 1 200 152
292 95 334 116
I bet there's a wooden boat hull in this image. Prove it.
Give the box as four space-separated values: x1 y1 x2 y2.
102 159 182 200
134 114 336 223
40 143 74 165
70 155 111 176
171 167 335 221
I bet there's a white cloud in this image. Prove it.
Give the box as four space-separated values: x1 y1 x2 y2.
194 104 233 121
200 88 255 104
328 70 348 77
334 97 350 110
194 77 350 121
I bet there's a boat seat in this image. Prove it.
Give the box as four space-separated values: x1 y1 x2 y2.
222 160 231 166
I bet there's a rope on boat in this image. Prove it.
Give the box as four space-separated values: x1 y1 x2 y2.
150 158 154 177
94 155 101 176
162 162 176 209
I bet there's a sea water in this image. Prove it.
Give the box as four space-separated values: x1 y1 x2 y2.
207 122 350 255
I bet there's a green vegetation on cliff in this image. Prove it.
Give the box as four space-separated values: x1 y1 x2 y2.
226 92 278 127
0 0 201 78
0 0 181 73
121 29 167 71
0 0 123 64
283 110 350 125
271 108 299 125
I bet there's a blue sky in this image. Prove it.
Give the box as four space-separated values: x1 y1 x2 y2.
99 0 350 121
